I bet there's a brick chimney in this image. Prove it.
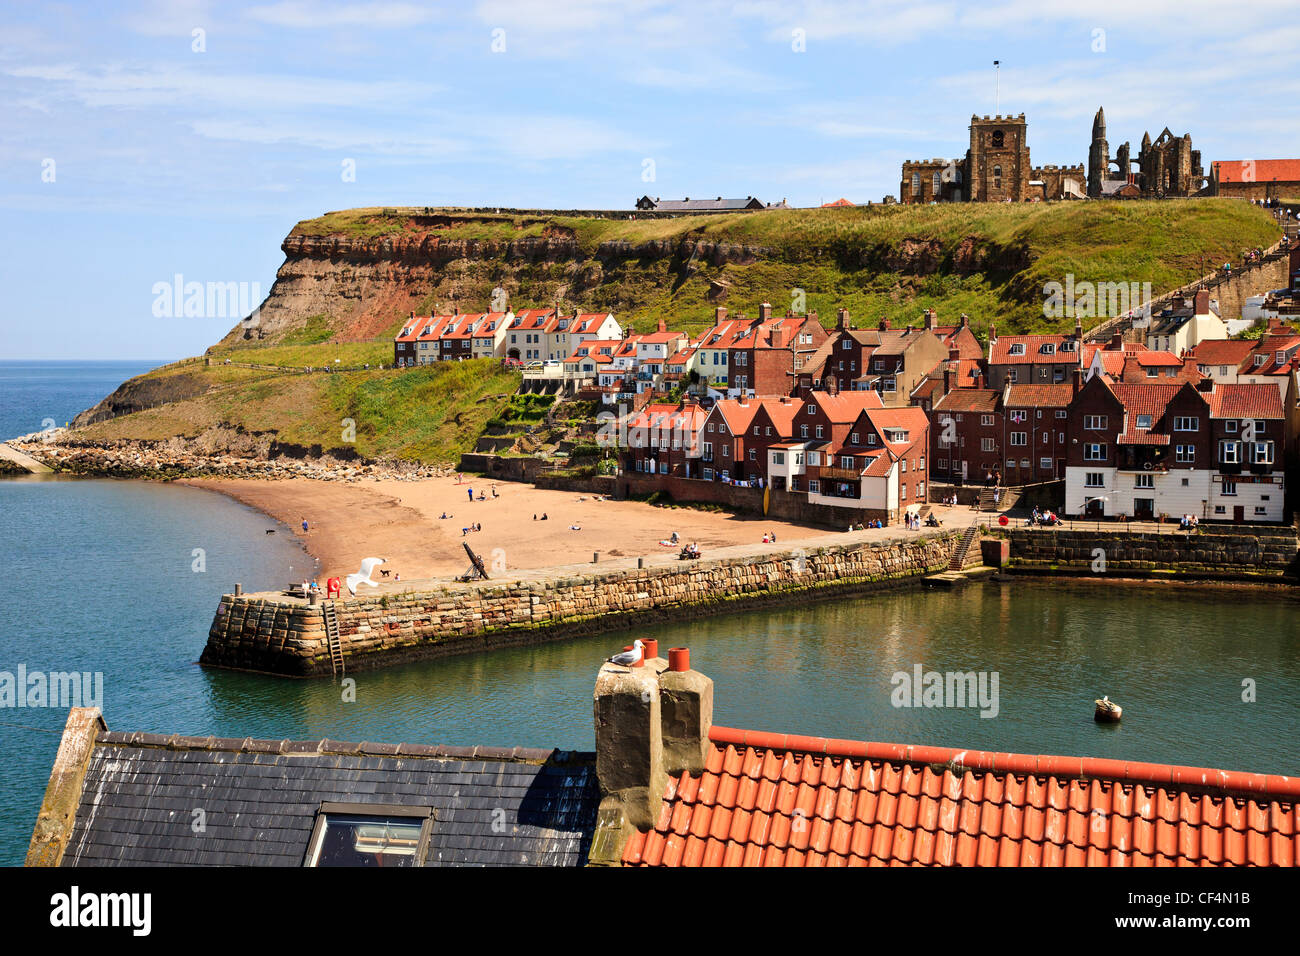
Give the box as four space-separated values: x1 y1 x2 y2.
715 306 727 325
959 313 970 329
924 308 936 330
836 308 849 331
760 302 773 321
1194 288 1210 315
657 317 667 333
1110 332 1123 350
589 647 712 865
1073 366 1085 396
879 316 891 331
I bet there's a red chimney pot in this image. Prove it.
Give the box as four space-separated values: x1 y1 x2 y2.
668 647 690 672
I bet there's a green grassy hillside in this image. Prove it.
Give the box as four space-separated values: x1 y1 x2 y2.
286 199 1280 339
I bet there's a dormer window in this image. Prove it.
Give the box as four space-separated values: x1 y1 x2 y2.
1136 414 1152 429
1040 343 1055 355
1008 344 1025 356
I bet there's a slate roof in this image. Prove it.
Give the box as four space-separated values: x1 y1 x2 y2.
61 733 599 867
622 726 1300 867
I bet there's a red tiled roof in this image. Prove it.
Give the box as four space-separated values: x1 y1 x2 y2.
934 388 1000 413
991 335 1076 365
810 390 884 423
622 726 1300 867
1004 384 1073 408
1110 382 1185 420
1213 158 1300 184
1186 339 1255 366
1116 432 1171 445
1206 383 1285 419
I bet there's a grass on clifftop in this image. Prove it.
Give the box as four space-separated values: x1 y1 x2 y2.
289 200 1279 337
79 358 520 463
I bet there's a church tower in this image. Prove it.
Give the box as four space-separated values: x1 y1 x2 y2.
1087 106 1108 198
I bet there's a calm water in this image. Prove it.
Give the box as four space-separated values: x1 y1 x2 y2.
1 363 1297 866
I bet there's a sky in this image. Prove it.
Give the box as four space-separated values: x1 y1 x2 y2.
2 1 1297 360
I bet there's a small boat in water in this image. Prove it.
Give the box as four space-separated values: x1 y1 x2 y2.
1094 695 1122 722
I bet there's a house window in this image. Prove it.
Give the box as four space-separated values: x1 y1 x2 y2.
1173 416 1199 431
1010 432 1027 446
807 451 821 466
1135 473 1153 488
1253 420 1266 434
1136 415 1152 429
800 425 808 438
993 164 1003 187
703 467 714 480
1084 415 1107 430
1219 440 1238 464
807 404 816 414
1009 410 1027 423
1221 479 1236 496
772 452 785 465
850 432 860 445
1175 444 1195 463
1084 443 1106 461
1214 505 1226 515
981 414 995 426
1055 410 1067 419
917 481 925 497
868 434 877 446
1085 473 1104 488
841 339 852 350
840 455 854 469
748 448 756 460
981 438 996 452
808 480 820 494
900 484 907 500
305 803 434 867
1008 344 1025 356
1255 506 1268 515
1252 442 1274 465
1006 369 1019 383
1039 458 1052 471
815 425 824 438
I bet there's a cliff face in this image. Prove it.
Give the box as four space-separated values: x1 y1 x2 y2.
221 214 1031 346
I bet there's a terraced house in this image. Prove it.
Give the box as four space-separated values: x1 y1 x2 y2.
1064 374 1286 522
986 324 1084 389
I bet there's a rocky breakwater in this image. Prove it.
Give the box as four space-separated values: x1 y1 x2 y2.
7 430 454 483
203 530 962 676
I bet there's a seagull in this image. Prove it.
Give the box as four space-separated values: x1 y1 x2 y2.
346 557 386 595
607 639 644 668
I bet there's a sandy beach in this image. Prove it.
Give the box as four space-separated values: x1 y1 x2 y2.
181 474 975 584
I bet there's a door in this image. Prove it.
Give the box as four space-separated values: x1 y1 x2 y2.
1233 506 1244 523
1134 498 1154 520
1085 498 1105 518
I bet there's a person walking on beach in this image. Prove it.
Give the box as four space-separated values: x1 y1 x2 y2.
467 487 473 503
302 517 309 534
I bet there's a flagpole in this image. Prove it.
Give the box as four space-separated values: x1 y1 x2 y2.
994 60 1000 113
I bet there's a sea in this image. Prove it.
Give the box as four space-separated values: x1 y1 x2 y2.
0 361 1297 866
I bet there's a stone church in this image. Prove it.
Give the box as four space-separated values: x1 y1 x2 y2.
900 109 1205 203
901 114 1085 204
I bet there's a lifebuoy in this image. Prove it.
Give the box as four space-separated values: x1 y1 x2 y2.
1143 462 1153 470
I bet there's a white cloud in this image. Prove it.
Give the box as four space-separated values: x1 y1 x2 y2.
246 1 439 29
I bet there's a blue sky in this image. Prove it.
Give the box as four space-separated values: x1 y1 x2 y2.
2 1 1296 360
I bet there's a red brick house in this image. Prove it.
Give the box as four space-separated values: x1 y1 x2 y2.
930 388 1003 484
1001 383 1073 482
727 303 828 397
986 324 1084 389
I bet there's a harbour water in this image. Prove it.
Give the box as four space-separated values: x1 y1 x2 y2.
1 362 1297 866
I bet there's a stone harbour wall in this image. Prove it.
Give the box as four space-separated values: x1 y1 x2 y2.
202 532 961 677
1007 527 1300 578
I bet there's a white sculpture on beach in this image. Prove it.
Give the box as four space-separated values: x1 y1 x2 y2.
346 557 385 595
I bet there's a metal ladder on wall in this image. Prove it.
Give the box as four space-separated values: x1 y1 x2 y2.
323 600 345 678
948 525 979 571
